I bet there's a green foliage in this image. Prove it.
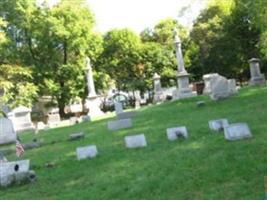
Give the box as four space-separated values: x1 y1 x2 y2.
0 64 38 108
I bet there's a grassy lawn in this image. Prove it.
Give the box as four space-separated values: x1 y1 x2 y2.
1 86 267 200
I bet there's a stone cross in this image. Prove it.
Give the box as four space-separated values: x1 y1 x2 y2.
85 57 97 98
174 29 186 73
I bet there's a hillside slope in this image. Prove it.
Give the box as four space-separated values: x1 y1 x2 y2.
1 86 267 200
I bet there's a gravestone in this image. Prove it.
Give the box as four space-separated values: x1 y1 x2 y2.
81 115 91 122
209 74 237 100
47 108 60 127
0 117 17 145
203 73 219 94
249 58 266 86
224 123 252 141
166 126 188 141
0 159 36 187
196 101 205 107
124 134 147 148
153 73 165 103
107 118 132 131
69 132 85 141
69 117 79 126
172 29 197 100
114 102 123 115
7 106 34 132
117 111 136 120
76 145 97 160
209 119 229 131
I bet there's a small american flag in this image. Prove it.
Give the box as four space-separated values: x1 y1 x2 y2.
16 140 25 157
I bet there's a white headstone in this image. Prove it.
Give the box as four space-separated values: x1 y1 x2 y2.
107 118 132 131
124 134 147 148
209 119 229 131
76 145 98 160
0 160 30 186
224 123 252 141
8 106 34 132
203 73 219 94
166 126 188 141
0 117 17 145
114 102 123 115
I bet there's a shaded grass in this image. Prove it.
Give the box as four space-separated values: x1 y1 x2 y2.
1 86 267 200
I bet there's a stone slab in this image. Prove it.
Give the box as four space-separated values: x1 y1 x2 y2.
107 119 132 131
69 132 85 141
117 111 136 119
166 126 188 141
209 119 229 131
0 160 30 187
124 134 147 148
224 123 252 141
76 145 97 160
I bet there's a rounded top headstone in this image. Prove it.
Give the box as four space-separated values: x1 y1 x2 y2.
248 58 260 63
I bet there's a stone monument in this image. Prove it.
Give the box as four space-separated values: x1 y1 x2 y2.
153 73 165 103
203 73 219 94
0 117 17 145
172 29 197 100
248 58 266 86
84 57 103 118
7 106 34 132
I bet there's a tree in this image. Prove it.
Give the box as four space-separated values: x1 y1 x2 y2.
0 0 101 117
100 28 141 91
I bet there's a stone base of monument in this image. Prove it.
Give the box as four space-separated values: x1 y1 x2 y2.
76 145 97 160
0 160 36 187
209 119 229 132
224 123 252 141
250 75 266 86
85 96 104 118
166 126 188 141
124 134 147 148
107 119 132 131
117 111 136 120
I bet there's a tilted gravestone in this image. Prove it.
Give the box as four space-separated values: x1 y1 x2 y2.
166 126 188 141
0 117 17 145
224 123 252 141
124 134 147 148
209 119 229 132
76 145 97 160
107 118 132 131
0 159 36 187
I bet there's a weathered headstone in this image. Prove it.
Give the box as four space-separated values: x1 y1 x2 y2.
209 74 237 100
124 134 147 148
47 108 60 127
107 118 132 131
114 102 123 115
69 132 85 141
249 58 266 86
224 123 252 141
209 119 229 131
166 126 188 141
0 117 17 145
7 106 34 132
203 73 219 94
76 145 97 160
0 160 36 187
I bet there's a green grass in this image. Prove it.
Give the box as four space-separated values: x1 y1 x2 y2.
1 86 267 200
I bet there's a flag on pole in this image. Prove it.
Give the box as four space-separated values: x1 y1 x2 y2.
16 140 25 157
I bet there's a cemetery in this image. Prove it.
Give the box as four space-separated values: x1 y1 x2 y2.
0 0 267 200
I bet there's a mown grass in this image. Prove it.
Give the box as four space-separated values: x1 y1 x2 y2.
1 86 267 200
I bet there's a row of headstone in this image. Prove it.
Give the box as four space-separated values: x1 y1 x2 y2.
209 119 252 141
77 120 253 161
